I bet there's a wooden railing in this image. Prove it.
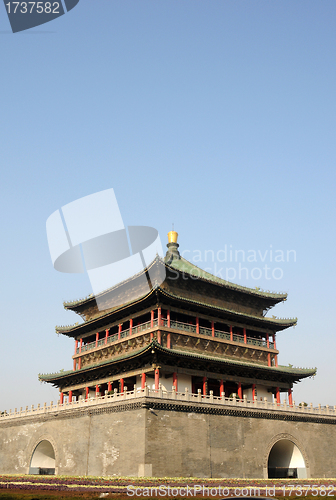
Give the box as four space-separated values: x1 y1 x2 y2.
76 318 274 355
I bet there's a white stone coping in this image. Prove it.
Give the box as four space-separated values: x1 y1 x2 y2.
1 387 335 421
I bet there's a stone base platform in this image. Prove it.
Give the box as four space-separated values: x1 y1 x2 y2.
0 389 335 477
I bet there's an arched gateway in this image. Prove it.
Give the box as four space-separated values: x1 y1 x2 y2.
29 440 56 475
268 438 307 479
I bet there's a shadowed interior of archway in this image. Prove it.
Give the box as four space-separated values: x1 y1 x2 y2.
29 440 55 475
268 439 306 479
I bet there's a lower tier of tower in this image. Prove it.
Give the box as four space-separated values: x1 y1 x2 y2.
59 371 290 406
0 394 335 478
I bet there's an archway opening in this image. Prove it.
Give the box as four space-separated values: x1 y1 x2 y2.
29 440 55 475
268 439 306 479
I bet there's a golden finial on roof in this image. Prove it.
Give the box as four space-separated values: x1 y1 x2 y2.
166 225 180 260
168 230 178 244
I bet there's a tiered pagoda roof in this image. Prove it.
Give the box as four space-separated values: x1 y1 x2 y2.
40 232 316 394
56 256 296 336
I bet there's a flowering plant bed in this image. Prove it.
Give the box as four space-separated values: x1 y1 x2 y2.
0 476 335 499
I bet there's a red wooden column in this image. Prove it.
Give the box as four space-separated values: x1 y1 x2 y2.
154 369 160 391
141 373 146 389
196 317 199 334
96 385 100 397
95 332 99 347
173 372 178 391
120 378 124 394
276 387 280 404
252 384 256 401
274 334 278 367
108 381 112 392
244 328 247 344
237 383 242 399
69 390 73 403
73 340 78 371
129 318 133 335
78 339 82 371
118 324 122 340
267 333 271 366
202 376 207 396
166 308 171 346
60 392 64 404
220 379 224 396
150 310 154 341
105 329 109 344
230 326 233 341
288 388 293 406
157 307 162 344
85 387 89 400
211 321 215 337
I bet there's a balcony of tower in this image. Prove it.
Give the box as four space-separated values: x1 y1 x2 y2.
72 307 279 371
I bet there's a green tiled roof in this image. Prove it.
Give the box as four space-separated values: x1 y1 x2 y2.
56 287 155 334
39 341 316 383
168 256 287 300
56 283 296 336
158 287 297 329
63 254 287 310
39 342 154 381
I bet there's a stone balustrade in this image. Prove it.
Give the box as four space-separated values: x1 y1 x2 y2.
1 386 335 421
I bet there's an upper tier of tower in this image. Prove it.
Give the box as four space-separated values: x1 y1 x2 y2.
58 231 295 335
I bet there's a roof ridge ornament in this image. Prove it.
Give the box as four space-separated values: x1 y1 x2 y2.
166 229 180 262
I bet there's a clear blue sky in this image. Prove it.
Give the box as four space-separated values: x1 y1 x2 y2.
0 1 335 410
